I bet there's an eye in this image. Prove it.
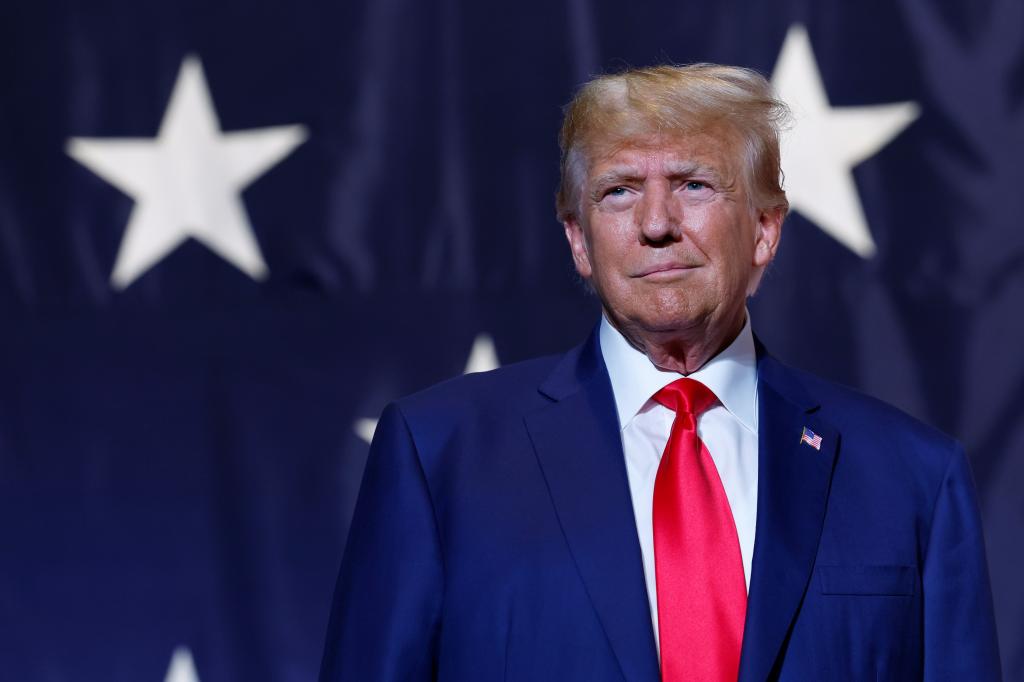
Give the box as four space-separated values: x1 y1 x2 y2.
684 181 708 191
594 184 636 208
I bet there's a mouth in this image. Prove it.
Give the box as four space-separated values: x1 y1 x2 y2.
634 264 699 279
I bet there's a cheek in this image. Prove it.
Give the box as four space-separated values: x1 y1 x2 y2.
586 217 634 266
699 213 757 270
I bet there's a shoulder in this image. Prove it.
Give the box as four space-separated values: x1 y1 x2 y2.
761 355 962 483
384 353 562 448
372 353 568 484
399 353 560 415
765 356 954 446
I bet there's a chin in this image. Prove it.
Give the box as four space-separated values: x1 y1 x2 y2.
630 306 709 336
641 293 711 326
601 284 712 333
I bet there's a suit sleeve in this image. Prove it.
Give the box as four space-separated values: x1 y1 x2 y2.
319 402 444 681
922 444 1002 681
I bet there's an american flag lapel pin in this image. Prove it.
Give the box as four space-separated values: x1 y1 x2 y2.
800 426 822 451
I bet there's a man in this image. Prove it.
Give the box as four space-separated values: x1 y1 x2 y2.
320 64 1001 681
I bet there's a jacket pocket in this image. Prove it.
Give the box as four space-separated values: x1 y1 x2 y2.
816 564 916 596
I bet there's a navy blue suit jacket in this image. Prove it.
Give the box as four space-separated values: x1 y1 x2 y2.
320 328 1001 680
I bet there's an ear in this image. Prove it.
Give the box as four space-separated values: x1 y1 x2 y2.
563 216 593 279
752 205 785 268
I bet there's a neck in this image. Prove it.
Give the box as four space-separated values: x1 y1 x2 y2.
607 310 746 375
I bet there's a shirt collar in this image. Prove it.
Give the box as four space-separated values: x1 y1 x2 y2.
599 313 758 434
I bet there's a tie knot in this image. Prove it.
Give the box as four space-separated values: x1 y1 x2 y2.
653 377 718 416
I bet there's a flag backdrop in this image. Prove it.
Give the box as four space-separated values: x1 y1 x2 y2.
1 0 1022 679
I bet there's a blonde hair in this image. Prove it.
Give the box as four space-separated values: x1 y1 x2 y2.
556 64 790 220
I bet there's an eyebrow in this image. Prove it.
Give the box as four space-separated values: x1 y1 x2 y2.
589 162 725 189
590 168 644 189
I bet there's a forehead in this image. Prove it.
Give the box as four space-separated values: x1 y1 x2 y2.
585 131 743 179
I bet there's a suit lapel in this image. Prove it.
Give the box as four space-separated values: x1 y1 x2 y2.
524 330 661 682
738 353 839 682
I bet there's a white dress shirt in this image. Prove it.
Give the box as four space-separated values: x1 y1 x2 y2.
599 315 759 650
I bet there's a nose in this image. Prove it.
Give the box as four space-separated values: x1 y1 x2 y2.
637 182 681 245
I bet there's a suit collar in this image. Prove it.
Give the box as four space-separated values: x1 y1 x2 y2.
529 326 661 682
536 324 606 401
739 344 839 681
753 334 820 412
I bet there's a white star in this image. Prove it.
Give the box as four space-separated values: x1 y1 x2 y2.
164 647 200 682
771 24 919 258
67 56 307 289
354 334 500 444
461 334 500 375
353 418 378 445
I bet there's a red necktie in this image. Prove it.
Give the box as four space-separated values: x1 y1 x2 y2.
652 378 746 682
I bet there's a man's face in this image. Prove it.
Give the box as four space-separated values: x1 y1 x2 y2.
563 132 783 343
